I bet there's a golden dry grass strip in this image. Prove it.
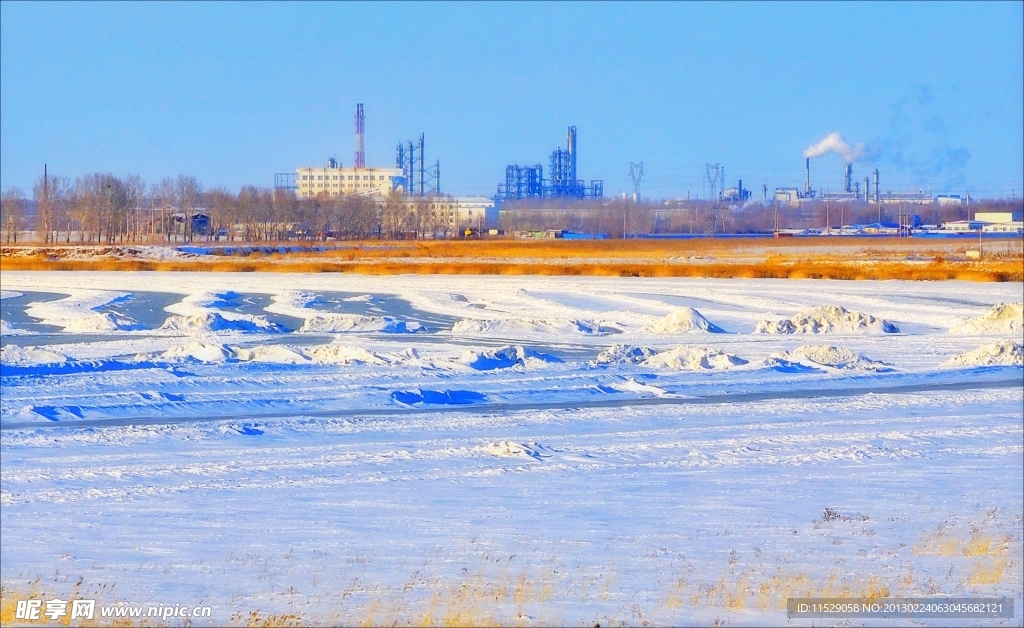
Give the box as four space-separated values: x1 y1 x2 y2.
2 255 1021 281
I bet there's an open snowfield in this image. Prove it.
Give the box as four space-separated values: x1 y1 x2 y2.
2 271 1022 626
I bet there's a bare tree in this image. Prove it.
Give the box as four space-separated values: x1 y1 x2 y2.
1 187 26 243
176 175 202 242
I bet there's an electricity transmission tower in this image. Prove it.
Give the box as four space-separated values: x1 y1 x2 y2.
704 163 722 234
629 162 644 201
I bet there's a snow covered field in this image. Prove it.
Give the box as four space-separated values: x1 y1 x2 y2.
2 271 1022 626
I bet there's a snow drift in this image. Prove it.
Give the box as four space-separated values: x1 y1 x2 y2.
63 312 142 332
1 344 68 366
160 312 284 333
947 303 1023 336
592 344 659 365
754 305 899 334
942 341 1023 367
307 344 390 365
299 314 423 334
770 345 894 371
452 318 616 336
643 346 748 371
642 307 725 333
457 345 561 370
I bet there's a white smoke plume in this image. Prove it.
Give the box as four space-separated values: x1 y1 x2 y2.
803 132 865 163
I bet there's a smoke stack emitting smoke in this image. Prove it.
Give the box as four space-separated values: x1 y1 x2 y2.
803 132 865 164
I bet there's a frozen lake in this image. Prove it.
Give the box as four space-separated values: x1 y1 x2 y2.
1 272 1021 626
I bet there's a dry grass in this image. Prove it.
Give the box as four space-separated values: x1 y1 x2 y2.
4 237 1022 280
2 254 1022 281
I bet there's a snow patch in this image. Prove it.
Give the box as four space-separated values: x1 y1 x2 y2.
452 318 615 336
479 441 546 461
457 345 561 370
1 344 68 366
160 341 239 362
299 314 423 333
642 307 725 333
772 345 894 371
233 345 310 364
947 303 1023 336
1 290 24 300
160 312 283 333
307 344 390 365
754 305 899 334
644 346 748 371
63 312 142 332
942 341 1023 367
592 344 659 365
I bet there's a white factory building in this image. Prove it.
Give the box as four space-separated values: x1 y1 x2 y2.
296 162 402 199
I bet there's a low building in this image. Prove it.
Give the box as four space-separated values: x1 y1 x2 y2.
981 221 1023 234
937 194 963 206
975 211 1023 223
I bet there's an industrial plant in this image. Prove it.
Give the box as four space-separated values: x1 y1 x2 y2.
496 127 604 200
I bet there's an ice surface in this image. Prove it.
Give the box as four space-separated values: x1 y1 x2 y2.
943 340 1024 366
947 302 1024 335
642 306 725 333
754 304 899 334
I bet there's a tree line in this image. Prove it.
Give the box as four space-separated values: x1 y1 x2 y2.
0 172 471 244
2 171 1020 244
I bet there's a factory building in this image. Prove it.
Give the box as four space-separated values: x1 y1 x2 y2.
296 163 402 199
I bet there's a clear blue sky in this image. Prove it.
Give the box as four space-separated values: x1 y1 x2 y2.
2 1 1022 199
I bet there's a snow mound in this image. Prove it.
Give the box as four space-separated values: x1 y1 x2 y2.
307 344 389 365
1 290 24 300
642 307 725 333
457 345 561 370
643 346 747 371
160 312 283 333
947 303 1023 335
592 344 659 365
942 341 1023 367
754 305 899 334
233 345 310 364
160 341 238 362
452 318 615 336
299 314 423 333
774 345 894 371
479 441 546 460
1 344 68 366
63 312 142 332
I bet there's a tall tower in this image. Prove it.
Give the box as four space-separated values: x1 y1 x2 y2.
804 158 811 197
354 103 365 169
567 126 577 188
844 163 853 193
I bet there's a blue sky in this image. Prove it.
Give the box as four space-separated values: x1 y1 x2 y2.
2 1 1022 199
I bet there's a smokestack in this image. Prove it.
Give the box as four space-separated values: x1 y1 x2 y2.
864 177 869 201
418 134 425 196
844 164 852 194
805 158 810 196
738 179 743 200
567 126 577 186
873 168 880 204
354 104 365 169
